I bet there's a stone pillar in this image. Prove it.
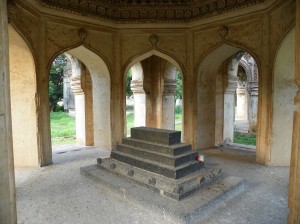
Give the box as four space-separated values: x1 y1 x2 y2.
223 74 238 142
131 79 146 127
223 55 241 142
0 1 17 223
235 87 248 120
71 75 86 146
162 79 177 130
130 63 146 128
248 82 258 132
143 56 163 128
289 1 300 222
81 67 94 146
63 64 75 115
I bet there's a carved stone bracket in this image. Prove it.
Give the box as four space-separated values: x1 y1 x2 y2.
163 79 177 95
70 76 84 95
130 79 145 94
149 34 158 47
7 1 17 23
78 28 87 42
219 26 228 40
225 75 238 94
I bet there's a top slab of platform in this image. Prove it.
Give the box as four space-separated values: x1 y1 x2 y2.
131 127 181 145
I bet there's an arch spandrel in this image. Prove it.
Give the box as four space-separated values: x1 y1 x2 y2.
48 43 113 80
123 49 184 77
45 23 114 73
121 33 186 73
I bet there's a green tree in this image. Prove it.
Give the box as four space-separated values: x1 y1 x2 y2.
176 70 182 100
49 54 67 112
125 69 133 97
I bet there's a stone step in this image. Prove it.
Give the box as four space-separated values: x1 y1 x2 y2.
111 150 203 179
131 127 181 145
122 138 192 156
116 144 198 167
94 159 222 200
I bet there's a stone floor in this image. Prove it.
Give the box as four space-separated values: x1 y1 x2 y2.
15 145 289 224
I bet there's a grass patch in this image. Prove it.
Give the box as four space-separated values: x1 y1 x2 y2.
233 132 256 146
50 112 76 145
126 113 134 135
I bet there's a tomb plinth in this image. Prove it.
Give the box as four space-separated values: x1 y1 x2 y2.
96 127 222 200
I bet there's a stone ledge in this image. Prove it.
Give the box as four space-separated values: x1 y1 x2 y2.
96 158 221 200
80 164 244 224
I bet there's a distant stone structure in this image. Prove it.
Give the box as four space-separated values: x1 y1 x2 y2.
63 59 75 115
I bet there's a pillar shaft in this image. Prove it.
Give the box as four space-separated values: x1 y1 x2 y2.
289 1 300 222
0 1 17 223
162 79 177 130
131 79 146 127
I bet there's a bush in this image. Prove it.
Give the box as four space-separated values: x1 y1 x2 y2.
233 132 256 146
55 105 64 112
175 105 182 114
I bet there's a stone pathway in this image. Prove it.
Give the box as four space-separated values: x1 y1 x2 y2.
15 146 288 224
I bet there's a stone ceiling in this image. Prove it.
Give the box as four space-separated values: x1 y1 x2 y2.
38 0 266 23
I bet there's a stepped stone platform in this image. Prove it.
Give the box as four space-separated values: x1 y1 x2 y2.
107 127 225 200
83 127 241 196
81 127 244 223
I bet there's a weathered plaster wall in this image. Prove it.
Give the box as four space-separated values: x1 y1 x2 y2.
272 28 296 166
9 25 39 167
0 1 17 222
7 0 296 166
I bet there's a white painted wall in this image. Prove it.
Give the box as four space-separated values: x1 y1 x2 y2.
271 28 296 166
9 25 39 167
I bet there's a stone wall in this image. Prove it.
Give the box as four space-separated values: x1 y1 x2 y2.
0 1 17 223
8 0 296 167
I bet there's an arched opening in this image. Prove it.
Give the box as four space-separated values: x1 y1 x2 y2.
49 46 111 162
8 25 39 167
49 53 94 148
124 52 183 137
233 53 259 146
196 43 260 153
67 46 111 149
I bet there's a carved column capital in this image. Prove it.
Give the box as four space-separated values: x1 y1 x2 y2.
163 79 177 95
70 76 84 95
225 75 238 94
130 79 145 94
248 82 258 96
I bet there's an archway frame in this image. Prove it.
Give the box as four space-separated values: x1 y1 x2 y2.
122 48 185 138
48 43 113 150
194 39 267 163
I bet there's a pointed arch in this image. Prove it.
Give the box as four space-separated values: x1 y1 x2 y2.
66 46 112 149
124 49 184 136
124 49 184 76
8 24 39 166
195 42 262 161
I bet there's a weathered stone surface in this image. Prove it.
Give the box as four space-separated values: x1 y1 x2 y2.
116 144 198 167
111 151 203 179
81 164 244 223
96 127 223 200
131 127 181 145
122 138 192 156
